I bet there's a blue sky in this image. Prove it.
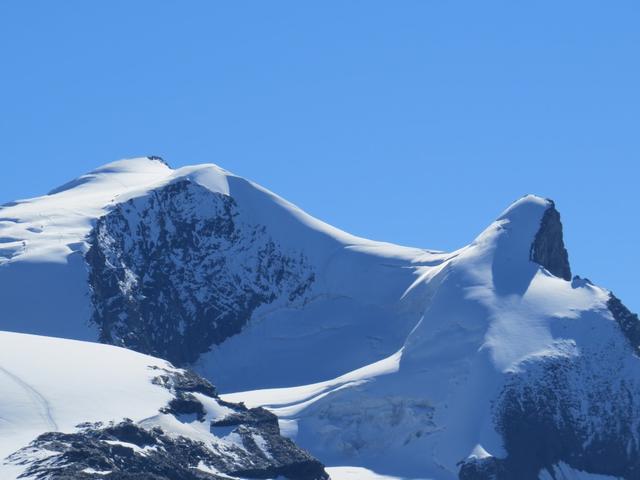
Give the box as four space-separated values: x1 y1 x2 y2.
1 1 639 310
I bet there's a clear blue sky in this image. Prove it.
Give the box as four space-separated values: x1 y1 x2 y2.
1 1 639 311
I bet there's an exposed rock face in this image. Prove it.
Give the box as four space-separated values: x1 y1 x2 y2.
458 456 505 480
86 180 315 365
529 202 571 281
6 367 328 480
158 367 218 397
608 293 640 355
459 347 640 479
7 419 327 480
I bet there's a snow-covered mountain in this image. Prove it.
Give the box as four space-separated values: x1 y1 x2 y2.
0 330 327 480
1 156 639 479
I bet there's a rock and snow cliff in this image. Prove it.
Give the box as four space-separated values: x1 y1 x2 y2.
0 330 327 480
1 157 639 479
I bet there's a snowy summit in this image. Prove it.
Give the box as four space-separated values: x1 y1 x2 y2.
1 157 639 480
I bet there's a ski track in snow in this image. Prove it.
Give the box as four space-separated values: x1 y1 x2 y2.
0 366 58 431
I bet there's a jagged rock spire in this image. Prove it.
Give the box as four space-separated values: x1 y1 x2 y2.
530 200 572 281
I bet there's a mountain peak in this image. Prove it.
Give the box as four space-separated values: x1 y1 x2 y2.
3 160 638 480
529 198 572 281
146 155 170 167
498 194 572 281
497 194 552 223
500 194 572 281
88 156 173 176
475 195 572 282
47 157 172 196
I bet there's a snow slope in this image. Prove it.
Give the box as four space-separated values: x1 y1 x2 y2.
0 157 173 340
0 330 327 480
2 158 639 479
0 331 172 470
220 196 637 479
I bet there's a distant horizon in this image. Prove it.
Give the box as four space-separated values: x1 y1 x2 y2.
1 1 638 312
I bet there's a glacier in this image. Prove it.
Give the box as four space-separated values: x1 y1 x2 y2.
1 156 638 479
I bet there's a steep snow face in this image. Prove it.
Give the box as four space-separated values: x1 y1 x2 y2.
0 330 328 480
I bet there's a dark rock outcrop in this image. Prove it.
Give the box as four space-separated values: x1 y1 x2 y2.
530 201 572 281
7 367 328 480
607 293 640 355
7 419 327 480
458 456 506 480
86 179 315 366
467 350 640 479
146 155 170 167
151 367 218 397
